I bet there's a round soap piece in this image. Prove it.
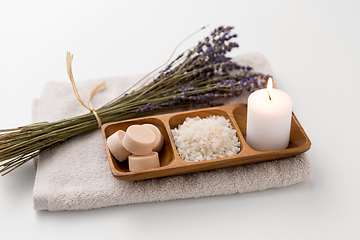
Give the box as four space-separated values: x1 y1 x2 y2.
128 152 160 172
106 130 130 162
142 124 164 152
123 125 156 155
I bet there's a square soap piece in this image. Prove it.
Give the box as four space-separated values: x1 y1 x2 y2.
128 152 160 172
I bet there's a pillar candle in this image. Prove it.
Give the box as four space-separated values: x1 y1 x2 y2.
246 78 293 151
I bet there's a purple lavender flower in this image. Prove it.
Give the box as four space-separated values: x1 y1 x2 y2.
136 26 271 112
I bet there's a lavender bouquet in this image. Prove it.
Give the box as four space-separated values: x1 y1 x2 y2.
0 26 270 175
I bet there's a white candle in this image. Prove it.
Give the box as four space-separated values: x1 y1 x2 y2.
246 78 293 151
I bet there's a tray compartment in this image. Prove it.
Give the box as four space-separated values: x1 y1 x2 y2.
102 117 174 173
232 104 310 152
168 108 244 160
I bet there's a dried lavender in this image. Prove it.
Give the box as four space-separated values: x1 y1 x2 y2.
0 26 271 175
129 26 270 113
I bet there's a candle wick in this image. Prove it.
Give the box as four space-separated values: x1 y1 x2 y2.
267 89 272 100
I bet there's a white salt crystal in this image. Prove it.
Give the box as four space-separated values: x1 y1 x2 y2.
171 115 240 162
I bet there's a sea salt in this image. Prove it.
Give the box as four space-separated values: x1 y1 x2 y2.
171 115 240 162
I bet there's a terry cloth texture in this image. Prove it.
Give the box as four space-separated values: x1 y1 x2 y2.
32 53 312 211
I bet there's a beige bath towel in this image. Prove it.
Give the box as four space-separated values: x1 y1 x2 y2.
32 53 311 211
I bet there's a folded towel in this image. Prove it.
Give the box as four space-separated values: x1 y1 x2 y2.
32 53 312 211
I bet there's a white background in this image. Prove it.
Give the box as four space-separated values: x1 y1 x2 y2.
1 0 359 239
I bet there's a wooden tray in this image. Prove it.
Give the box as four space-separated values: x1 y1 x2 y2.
101 104 311 181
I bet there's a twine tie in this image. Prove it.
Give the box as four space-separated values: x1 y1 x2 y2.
66 52 105 128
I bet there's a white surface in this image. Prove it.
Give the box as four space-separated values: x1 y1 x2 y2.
0 0 359 239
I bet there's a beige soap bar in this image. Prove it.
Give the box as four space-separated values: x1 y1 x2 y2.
122 125 156 155
106 130 130 162
128 151 160 172
142 124 164 152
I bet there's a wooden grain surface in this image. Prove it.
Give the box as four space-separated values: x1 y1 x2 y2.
101 104 311 181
